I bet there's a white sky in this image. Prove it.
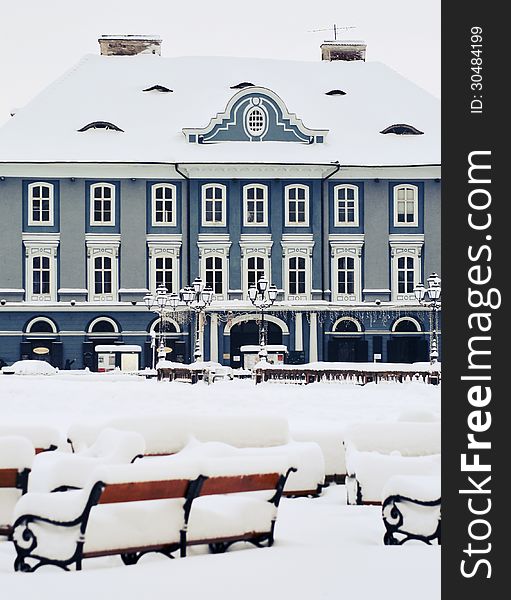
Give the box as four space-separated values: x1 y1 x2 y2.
0 0 440 126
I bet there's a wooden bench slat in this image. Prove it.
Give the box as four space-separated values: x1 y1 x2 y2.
199 473 280 496
83 542 179 559
0 469 18 488
99 479 190 504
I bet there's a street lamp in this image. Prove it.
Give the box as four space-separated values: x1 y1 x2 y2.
143 284 170 367
414 273 442 364
179 277 214 362
248 277 278 362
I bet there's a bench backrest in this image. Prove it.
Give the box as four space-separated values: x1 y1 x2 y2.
199 473 281 497
0 469 19 489
98 479 192 504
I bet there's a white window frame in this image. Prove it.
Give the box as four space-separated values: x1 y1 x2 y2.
147 236 182 295
243 184 268 227
90 183 116 226
336 255 357 295
154 255 175 293
390 236 423 303
285 184 309 227
240 235 273 297
86 235 120 302
201 184 226 227
393 184 419 227
23 235 59 302
198 235 230 301
334 184 359 227
281 235 314 301
330 235 364 303
151 183 176 227
28 182 54 226
204 255 225 297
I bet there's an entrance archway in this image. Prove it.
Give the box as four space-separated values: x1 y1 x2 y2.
327 317 367 362
387 317 428 363
229 320 283 368
22 317 62 367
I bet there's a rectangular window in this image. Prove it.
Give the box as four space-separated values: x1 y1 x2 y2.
394 185 418 226
203 185 226 226
286 185 309 226
205 256 223 294
289 256 306 294
334 185 359 227
90 184 115 226
337 256 355 294
397 256 415 293
32 256 50 294
247 256 265 288
244 185 268 226
153 185 175 225
155 256 173 292
28 183 54 225
94 256 112 294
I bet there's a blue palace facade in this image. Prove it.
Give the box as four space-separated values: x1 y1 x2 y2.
0 36 441 369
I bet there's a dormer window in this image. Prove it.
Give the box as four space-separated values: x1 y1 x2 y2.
325 89 346 96
230 82 255 89
380 124 424 135
143 85 173 93
78 121 124 132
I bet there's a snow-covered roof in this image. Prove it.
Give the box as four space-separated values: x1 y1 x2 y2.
0 55 440 166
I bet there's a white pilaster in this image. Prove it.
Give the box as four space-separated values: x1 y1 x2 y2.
210 313 219 363
295 312 303 351
309 312 318 362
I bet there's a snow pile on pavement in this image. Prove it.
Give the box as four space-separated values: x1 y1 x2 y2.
2 360 57 376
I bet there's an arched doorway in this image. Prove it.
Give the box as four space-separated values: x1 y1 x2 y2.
22 317 62 367
387 317 428 363
229 320 283 368
327 317 368 362
146 318 186 366
84 317 120 371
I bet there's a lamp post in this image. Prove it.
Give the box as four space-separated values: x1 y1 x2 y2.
414 273 442 364
248 276 278 362
179 277 214 362
143 284 175 368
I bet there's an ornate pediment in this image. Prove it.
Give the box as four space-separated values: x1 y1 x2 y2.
183 87 328 144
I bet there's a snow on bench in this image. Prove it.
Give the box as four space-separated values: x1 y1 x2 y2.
382 475 441 545
343 421 440 504
28 428 146 493
179 439 324 496
0 424 64 454
0 436 34 537
11 453 295 571
67 413 290 454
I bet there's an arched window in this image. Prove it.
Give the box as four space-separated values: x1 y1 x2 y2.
334 185 359 226
78 121 123 132
94 256 112 295
90 183 115 226
289 256 306 295
393 184 418 226
205 256 223 295
247 256 265 288
285 185 309 226
202 184 226 226
334 318 361 333
243 184 268 226
89 317 118 334
337 256 355 294
28 182 54 226
25 317 58 334
393 317 422 332
151 184 176 226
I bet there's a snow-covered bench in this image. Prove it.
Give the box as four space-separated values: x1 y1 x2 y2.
0 425 64 454
28 428 146 493
0 436 34 537
344 422 441 504
382 475 441 545
11 455 294 571
67 415 325 496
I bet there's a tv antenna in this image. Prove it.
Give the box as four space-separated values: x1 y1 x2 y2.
309 24 356 41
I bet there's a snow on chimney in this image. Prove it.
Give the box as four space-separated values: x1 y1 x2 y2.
99 35 162 56
320 40 367 62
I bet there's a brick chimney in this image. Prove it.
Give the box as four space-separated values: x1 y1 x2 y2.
320 40 366 62
99 35 162 56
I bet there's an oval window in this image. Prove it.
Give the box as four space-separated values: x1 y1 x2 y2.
246 106 266 137
33 347 50 355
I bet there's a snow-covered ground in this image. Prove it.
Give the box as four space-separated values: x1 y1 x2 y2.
0 373 440 599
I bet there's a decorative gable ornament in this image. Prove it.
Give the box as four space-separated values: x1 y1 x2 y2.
183 87 328 144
